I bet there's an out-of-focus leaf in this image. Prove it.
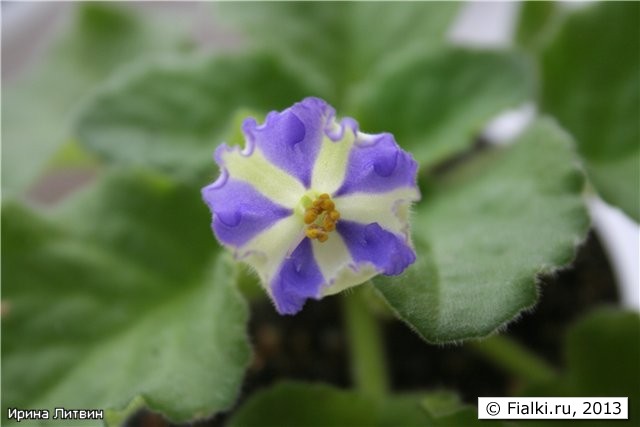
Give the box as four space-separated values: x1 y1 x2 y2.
228 383 376 427
540 2 640 221
219 2 460 103
2 3 190 194
1 171 251 424
522 308 640 425
227 382 507 427
564 309 639 398
421 391 466 418
515 1 561 51
352 49 534 168
585 155 639 221
374 119 589 343
75 53 313 180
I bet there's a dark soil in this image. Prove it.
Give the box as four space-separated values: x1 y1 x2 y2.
128 230 619 427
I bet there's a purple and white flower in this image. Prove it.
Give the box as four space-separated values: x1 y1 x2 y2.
202 97 420 315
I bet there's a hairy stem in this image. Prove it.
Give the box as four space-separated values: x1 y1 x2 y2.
343 284 389 399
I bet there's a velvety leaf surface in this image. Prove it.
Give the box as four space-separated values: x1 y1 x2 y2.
1 171 251 424
219 2 459 103
227 382 507 427
374 119 589 343
74 53 313 179
521 308 640 426
2 3 189 194
540 2 640 221
352 49 534 167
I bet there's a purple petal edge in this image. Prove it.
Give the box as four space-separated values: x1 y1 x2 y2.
241 97 333 188
202 174 292 247
337 220 416 276
334 133 418 196
326 116 359 142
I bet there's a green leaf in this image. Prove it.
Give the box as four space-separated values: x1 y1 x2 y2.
421 391 467 418
540 2 640 221
2 3 190 194
515 1 561 51
584 155 639 222
74 53 314 179
351 49 534 168
1 171 251 424
220 2 460 103
521 308 640 425
228 382 376 427
374 118 589 343
227 382 505 427
564 309 639 399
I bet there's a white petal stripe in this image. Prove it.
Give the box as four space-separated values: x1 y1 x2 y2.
220 147 306 208
334 187 420 237
321 263 378 297
311 129 355 195
311 231 352 285
311 234 378 297
234 215 305 288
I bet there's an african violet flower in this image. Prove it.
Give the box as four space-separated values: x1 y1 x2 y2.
202 97 420 314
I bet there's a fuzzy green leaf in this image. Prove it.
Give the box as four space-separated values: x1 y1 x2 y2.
220 2 459 103
540 2 640 221
1 172 250 424
374 119 589 343
74 53 313 180
352 49 534 168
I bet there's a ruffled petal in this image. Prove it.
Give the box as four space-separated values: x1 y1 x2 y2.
242 97 334 188
336 220 416 276
202 97 421 315
202 174 292 247
334 133 418 196
270 238 324 315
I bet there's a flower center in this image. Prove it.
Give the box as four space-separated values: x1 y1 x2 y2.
303 193 340 243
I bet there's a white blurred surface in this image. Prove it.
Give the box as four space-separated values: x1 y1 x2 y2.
482 103 537 144
449 1 519 47
589 198 640 310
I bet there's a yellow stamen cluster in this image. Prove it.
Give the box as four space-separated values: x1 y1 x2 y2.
304 193 340 243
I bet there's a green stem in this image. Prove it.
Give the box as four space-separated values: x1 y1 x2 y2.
342 284 388 400
470 335 557 384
